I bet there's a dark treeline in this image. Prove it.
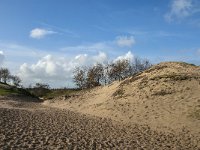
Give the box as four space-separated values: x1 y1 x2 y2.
0 68 21 87
27 83 51 97
73 57 152 89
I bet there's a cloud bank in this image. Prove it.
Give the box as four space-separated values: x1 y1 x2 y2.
18 51 110 87
18 51 133 87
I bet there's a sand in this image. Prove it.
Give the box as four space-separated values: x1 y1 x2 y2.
45 62 200 135
0 97 199 149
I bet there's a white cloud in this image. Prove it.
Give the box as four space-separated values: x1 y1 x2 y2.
0 41 135 87
0 51 5 66
18 52 108 87
115 36 135 47
30 28 56 39
165 0 193 22
92 52 108 63
114 51 134 62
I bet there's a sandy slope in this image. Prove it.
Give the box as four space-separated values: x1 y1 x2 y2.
44 62 200 135
0 97 199 149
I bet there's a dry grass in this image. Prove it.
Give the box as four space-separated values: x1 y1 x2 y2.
150 73 198 81
112 88 124 98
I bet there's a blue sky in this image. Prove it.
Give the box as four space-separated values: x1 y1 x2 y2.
0 0 200 87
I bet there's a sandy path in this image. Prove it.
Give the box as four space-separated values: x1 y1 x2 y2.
0 99 199 149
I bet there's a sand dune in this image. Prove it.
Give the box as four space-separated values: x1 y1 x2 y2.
0 98 199 149
45 62 200 135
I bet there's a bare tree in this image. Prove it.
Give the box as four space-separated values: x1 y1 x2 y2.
132 57 152 73
34 83 50 89
0 68 10 83
94 63 104 85
10 75 22 87
73 67 87 89
86 67 98 88
132 57 143 73
142 59 152 70
85 63 104 88
72 58 152 89
103 62 110 85
108 59 130 81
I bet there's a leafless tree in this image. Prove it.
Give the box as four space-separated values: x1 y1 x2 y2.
86 63 104 88
73 67 87 89
34 83 50 89
94 63 104 85
132 57 152 73
73 57 152 88
108 59 130 81
10 75 21 87
0 68 10 83
142 59 152 70
86 67 98 88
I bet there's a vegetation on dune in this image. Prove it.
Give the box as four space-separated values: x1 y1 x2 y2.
150 73 200 81
0 82 36 97
112 88 125 98
0 88 18 95
27 83 80 99
27 83 51 98
0 68 21 87
73 57 152 89
176 62 196 67
0 67 30 97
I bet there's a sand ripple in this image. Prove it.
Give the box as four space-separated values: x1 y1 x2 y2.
0 101 199 149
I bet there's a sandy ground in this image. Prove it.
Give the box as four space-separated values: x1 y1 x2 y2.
0 97 200 149
45 62 200 135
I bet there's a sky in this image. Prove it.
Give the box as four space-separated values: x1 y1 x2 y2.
0 0 200 88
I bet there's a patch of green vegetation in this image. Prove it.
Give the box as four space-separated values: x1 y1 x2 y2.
43 89 79 100
28 88 51 98
0 87 35 97
0 88 17 95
